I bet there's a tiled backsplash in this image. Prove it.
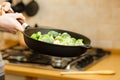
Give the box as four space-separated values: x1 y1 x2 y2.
1 0 120 49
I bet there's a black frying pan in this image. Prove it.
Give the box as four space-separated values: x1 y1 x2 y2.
22 25 91 57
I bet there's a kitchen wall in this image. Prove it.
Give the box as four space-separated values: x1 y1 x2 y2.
26 0 119 49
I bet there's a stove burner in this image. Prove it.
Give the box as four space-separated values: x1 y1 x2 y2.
51 57 72 69
28 54 51 65
1 45 110 70
76 48 110 70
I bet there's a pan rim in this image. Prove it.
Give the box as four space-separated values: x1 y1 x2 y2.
23 28 91 48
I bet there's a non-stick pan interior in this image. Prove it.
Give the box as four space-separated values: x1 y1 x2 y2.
24 28 91 46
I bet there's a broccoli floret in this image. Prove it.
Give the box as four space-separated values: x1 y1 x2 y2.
30 31 84 46
48 31 61 38
75 39 84 46
31 33 38 40
61 32 71 38
39 34 54 43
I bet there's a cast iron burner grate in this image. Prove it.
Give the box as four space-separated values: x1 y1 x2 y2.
1 45 110 70
27 53 51 65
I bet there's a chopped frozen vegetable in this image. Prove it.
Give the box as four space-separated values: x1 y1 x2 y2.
30 31 84 46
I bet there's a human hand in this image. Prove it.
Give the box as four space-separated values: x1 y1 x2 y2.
0 2 25 33
0 13 25 33
0 2 13 14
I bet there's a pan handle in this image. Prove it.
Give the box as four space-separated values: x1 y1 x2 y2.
17 19 30 31
22 22 30 29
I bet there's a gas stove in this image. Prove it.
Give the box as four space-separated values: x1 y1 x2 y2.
1 45 110 71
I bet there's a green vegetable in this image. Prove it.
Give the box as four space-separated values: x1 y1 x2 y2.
48 31 61 37
30 31 84 46
39 34 54 43
75 39 84 46
31 33 38 40
61 32 71 38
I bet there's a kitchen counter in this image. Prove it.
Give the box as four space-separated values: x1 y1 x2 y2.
4 49 120 80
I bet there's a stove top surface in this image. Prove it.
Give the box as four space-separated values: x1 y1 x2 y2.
1 45 110 71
